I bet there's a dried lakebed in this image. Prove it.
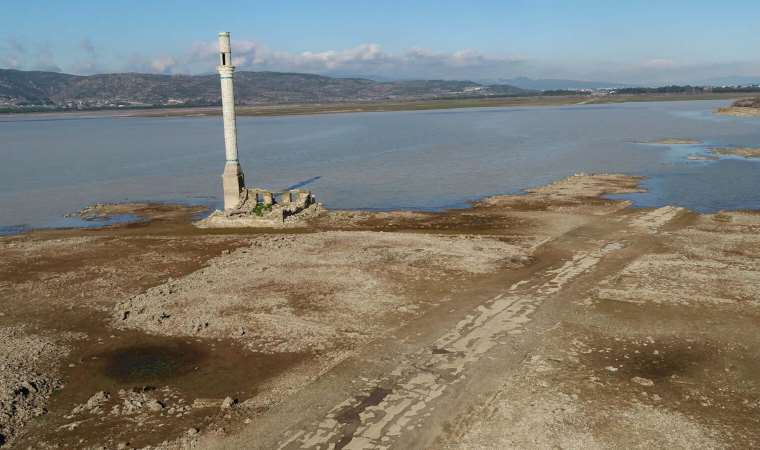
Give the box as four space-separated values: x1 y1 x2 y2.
2 174 760 448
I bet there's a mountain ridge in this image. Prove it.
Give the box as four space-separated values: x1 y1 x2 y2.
0 69 531 110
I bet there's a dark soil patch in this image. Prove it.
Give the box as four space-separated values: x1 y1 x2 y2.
16 331 309 449
585 337 710 382
99 342 206 383
335 387 392 449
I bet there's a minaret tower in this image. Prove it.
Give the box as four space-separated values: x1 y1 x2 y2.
217 32 245 210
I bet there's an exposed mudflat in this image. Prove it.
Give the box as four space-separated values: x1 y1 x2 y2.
646 138 703 145
2 173 760 448
114 231 535 355
709 147 760 159
715 106 760 117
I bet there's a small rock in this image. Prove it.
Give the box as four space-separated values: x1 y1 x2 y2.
221 397 237 410
146 400 164 412
87 391 111 408
605 366 619 372
632 377 654 387
192 398 222 409
73 391 111 414
186 427 199 436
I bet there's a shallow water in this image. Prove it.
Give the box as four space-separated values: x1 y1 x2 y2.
0 213 142 236
1 99 759 230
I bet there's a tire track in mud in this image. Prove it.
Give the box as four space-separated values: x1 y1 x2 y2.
629 206 687 232
277 241 625 450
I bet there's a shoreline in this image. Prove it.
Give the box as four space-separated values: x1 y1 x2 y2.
715 106 760 117
0 173 662 238
1 92 753 120
5 169 760 238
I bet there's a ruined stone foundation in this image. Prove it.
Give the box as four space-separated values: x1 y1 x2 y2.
195 188 323 228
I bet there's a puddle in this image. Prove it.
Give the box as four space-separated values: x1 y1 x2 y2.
619 345 704 381
334 387 392 449
587 338 708 381
99 342 205 383
336 387 391 425
0 214 144 237
0 224 30 236
74 336 307 399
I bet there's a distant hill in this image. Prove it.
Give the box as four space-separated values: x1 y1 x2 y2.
483 77 633 91
700 76 760 87
0 69 531 111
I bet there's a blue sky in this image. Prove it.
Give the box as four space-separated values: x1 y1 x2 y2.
3 0 760 84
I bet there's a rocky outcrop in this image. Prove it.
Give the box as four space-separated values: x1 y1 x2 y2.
0 327 78 447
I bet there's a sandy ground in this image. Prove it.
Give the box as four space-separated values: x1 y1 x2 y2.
115 231 535 354
2 174 760 449
715 106 760 117
646 138 703 145
709 147 760 159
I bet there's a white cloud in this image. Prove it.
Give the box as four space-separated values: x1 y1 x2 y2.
4 35 760 85
572 58 760 86
79 37 96 56
150 56 178 74
7 37 25 55
169 40 526 80
0 36 61 72
641 59 677 69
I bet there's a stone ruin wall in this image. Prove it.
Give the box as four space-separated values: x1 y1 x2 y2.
224 188 315 222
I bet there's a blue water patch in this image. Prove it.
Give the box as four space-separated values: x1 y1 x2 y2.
49 213 143 230
0 195 220 237
609 140 760 212
632 141 715 165
0 213 144 237
179 197 219 221
0 224 31 236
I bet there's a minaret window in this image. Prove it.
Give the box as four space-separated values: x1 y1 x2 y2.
221 53 226 65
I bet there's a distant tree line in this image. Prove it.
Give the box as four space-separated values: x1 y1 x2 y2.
541 90 592 96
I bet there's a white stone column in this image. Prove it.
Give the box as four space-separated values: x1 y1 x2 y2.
217 32 245 210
